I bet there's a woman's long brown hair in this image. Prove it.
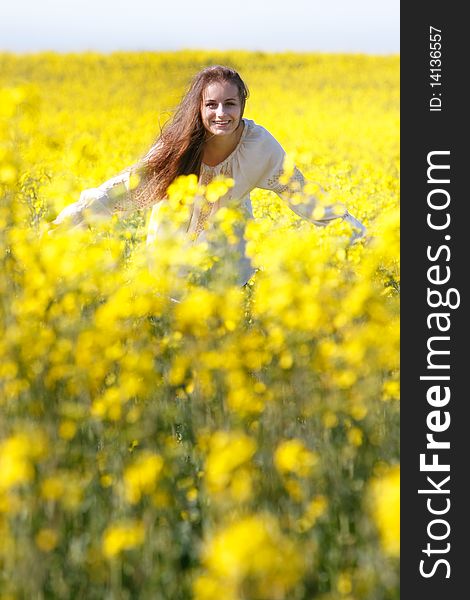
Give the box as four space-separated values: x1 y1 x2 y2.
130 65 249 210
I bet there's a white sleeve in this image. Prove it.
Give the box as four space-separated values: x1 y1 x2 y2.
255 127 366 235
255 130 345 226
52 167 137 229
342 210 367 241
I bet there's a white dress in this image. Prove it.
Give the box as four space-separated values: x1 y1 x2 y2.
53 118 366 286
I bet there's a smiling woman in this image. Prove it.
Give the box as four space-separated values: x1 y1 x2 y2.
52 64 366 285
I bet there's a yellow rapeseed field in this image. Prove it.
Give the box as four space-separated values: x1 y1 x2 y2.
0 51 399 599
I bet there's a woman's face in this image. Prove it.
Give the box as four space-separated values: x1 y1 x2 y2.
201 80 242 137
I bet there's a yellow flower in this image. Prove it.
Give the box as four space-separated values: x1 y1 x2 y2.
198 514 305 598
0 432 47 491
58 420 77 440
0 164 17 184
41 476 65 501
40 471 88 510
347 426 363 447
368 465 400 557
205 176 234 203
337 571 353 595
123 452 164 504
174 288 217 335
322 411 339 429
193 574 238 600
35 528 58 552
382 379 400 401
102 520 145 558
296 495 328 531
203 431 256 496
274 439 318 477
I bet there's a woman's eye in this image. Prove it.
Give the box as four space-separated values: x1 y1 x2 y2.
206 102 236 108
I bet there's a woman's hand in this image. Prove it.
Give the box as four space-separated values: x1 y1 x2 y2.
343 210 367 244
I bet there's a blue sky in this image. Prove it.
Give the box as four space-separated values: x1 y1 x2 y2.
1 0 399 54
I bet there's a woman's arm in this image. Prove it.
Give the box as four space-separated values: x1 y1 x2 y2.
279 177 367 243
342 210 367 241
51 138 162 231
255 129 366 240
51 167 137 230
273 168 366 240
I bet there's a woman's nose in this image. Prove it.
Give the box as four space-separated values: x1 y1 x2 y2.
215 104 225 116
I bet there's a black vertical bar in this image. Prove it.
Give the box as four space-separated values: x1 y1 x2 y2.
401 3 467 597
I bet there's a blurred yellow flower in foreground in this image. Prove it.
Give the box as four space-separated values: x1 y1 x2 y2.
195 513 305 599
274 438 318 477
35 528 59 553
203 431 256 501
0 432 47 491
102 520 145 558
205 176 234 203
123 451 164 504
368 465 400 557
